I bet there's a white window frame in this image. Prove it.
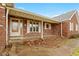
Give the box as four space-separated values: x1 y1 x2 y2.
27 20 40 33
69 22 74 31
45 23 51 29
76 24 78 31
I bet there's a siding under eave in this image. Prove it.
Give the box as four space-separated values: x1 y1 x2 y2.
7 7 59 24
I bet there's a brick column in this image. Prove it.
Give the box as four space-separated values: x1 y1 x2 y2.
0 7 6 49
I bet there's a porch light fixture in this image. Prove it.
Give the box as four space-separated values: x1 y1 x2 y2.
0 24 3 27
3 15 5 17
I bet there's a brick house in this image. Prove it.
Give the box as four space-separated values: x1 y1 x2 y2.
0 3 79 49
52 10 79 37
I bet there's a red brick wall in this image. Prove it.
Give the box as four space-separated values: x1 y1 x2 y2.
55 14 79 38
9 15 78 39
8 17 10 36
43 22 53 35
23 21 54 38
23 19 27 36
8 16 59 39
9 15 79 39
0 7 6 49
62 21 69 37
51 21 71 37
67 14 79 37
23 20 41 38
49 23 61 36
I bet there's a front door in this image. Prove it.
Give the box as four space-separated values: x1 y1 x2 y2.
10 19 22 36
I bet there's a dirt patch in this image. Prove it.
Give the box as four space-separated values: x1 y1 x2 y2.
1 37 79 56
6 37 68 56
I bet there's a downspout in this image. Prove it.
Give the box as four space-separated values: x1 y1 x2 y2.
6 8 9 45
60 17 63 37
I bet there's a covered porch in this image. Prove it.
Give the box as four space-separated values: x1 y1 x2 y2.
6 7 59 42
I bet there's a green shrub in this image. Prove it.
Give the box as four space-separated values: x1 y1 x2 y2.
69 34 79 39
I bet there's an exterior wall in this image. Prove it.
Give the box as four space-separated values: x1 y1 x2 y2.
52 20 75 37
51 23 65 37
8 16 24 37
52 24 60 36
9 14 79 39
8 17 59 39
9 18 56 39
23 19 27 36
23 19 41 38
43 22 54 35
0 7 6 49
62 21 69 37
55 14 79 38
8 16 11 37
53 14 79 38
8 13 79 39
67 14 79 37
22 19 56 38
8 16 41 39
54 21 69 37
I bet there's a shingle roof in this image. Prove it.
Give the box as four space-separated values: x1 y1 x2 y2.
52 10 77 22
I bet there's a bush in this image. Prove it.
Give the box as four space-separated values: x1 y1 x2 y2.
69 34 79 39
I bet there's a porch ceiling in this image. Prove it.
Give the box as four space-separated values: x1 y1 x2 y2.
7 7 59 23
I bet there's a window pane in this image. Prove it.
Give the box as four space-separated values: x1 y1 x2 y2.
46 24 49 28
29 21 39 32
76 24 78 31
30 21 32 32
36 26 39 32
36 23 39 32
30 26 32 32
33 22 36 32
70 22 73 31
12 20 18 32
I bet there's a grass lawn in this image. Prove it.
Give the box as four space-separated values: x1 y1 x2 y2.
72 47 79 56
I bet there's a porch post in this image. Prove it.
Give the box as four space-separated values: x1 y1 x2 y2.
60 21 63 37
6 8 9 45
41 20 43 39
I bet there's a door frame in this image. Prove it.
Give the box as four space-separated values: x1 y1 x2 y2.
10 18 23 36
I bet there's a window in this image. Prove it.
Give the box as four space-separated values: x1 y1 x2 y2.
29 21 39 32
33 22 36 32
2 3 6 6
30 21 32 32
70 22 73 31
45 23 51 29
36 23 39 32
76 24 78 31
12 20 19 32
46 24 49 28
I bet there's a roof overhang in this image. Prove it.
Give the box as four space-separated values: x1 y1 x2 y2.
6 7 59 23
